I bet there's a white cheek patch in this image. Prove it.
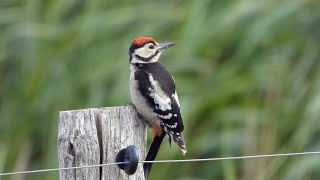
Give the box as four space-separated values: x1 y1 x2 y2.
131 43 162 63
134 46 155 58
148 74 172 111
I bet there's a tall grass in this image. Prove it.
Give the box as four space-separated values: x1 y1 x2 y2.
1 0 320 179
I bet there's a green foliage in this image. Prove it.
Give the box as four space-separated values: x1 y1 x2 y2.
1 0 320 179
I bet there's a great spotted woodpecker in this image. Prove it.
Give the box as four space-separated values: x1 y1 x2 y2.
128 37 187 178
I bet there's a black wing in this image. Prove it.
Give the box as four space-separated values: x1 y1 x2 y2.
134 64 184 133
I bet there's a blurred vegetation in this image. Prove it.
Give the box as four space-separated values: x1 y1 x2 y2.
1 0 320 179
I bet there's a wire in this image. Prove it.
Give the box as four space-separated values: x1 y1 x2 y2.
140 151 320 163
0 162 127 176
0 151 319 176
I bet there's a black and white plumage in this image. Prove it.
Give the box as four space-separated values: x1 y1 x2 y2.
131 62 186 149
128 37 187 178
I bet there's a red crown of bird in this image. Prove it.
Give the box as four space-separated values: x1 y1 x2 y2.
132 37 156 47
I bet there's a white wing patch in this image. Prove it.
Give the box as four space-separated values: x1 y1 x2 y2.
165 122 178 128
158 113 172 120
148 74 172 111
172 92 180 107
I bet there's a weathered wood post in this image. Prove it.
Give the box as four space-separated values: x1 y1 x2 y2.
57 106 146 180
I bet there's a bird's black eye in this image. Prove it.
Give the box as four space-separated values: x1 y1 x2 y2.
149 45 155 49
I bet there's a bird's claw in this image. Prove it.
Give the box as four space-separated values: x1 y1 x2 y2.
125 102 135 107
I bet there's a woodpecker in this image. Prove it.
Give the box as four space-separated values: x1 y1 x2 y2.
128 37 187 178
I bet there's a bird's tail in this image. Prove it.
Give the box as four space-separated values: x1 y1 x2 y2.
143 127 166 179
171 132 187 155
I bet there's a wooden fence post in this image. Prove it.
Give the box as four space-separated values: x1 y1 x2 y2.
57 106 146 180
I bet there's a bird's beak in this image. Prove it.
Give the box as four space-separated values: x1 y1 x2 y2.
158 42 176 51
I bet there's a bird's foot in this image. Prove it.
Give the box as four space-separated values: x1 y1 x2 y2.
125 101 135 108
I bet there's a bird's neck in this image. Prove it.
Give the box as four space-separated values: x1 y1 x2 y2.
130 61 159 69
129 52 161 64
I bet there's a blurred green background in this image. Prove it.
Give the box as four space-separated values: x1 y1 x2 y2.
1 0 320 179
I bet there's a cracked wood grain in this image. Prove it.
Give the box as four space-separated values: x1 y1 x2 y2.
58 106 146 180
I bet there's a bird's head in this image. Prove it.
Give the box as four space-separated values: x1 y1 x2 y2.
129 37 175 64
